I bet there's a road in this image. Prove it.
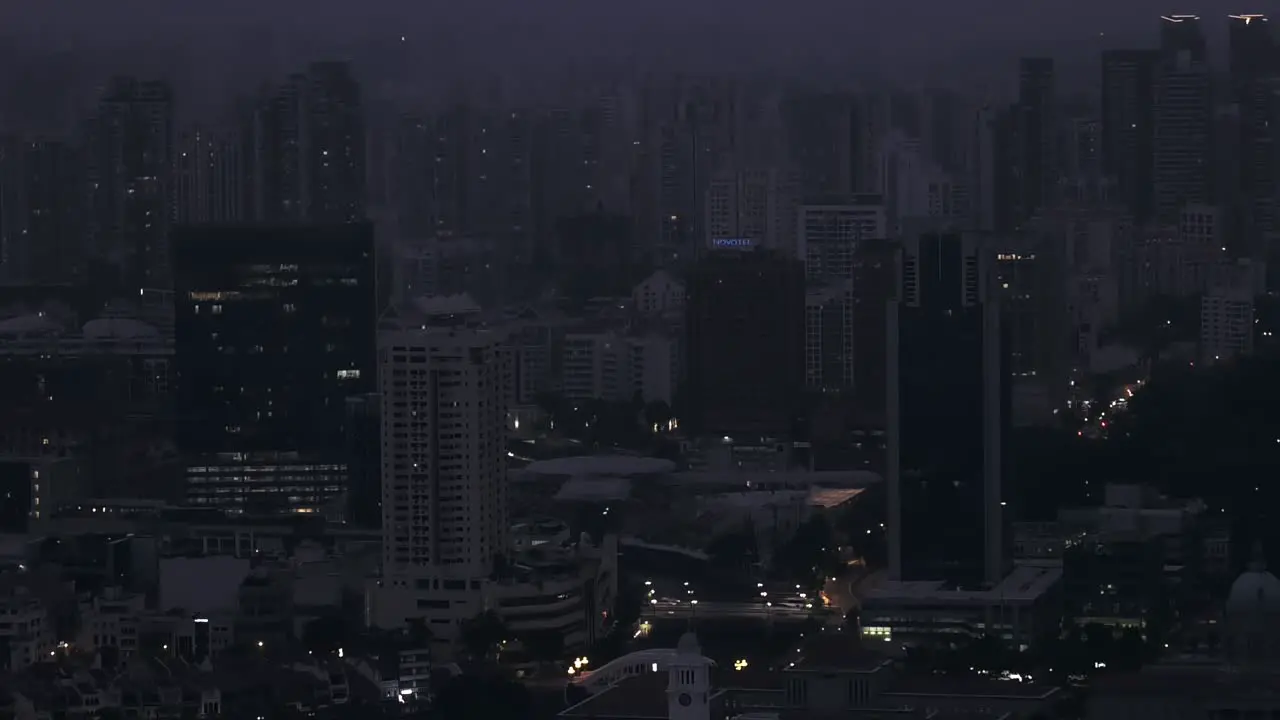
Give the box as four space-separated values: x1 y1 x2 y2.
642 599 818 622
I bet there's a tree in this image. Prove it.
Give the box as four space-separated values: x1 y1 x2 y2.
428 673 533 720
520 629 565 662
707 522 759 572
774 516 840 588
644 400 673 430
460 611 509 662
301 614 346 655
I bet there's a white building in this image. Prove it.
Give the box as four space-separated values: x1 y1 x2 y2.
876 131 966 233
372 299 509 640
0 588 55 669
631 270 685 316
562 331 626 403
705 166 801 258
1200 259 1259 364
560 329 678 406
798 197 887 284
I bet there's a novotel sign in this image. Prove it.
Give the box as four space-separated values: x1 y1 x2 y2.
710 237 755 249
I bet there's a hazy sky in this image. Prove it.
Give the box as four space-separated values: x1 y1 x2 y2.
0 0 1257 112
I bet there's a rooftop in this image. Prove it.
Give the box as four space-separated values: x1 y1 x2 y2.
1091 666 1280 698
554 476 633 502
524 455 676 478
865 565 1062 605
884 675 1059 700
672 470 882 489
789 634 892 673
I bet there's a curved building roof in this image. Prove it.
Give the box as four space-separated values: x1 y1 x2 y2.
524 455 676 478
0 313 62 337
1226 545 1280 614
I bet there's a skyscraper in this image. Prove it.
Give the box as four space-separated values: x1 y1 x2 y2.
373 300 508 635
1228 14 1278 235
172 223 376 515
1101 49 1158 222
886 229 1008 588
685 245 805 438
1017 58 1057 221
799 196 888 284
1154 15 1213 221
247 62 367 225
87 77 174 289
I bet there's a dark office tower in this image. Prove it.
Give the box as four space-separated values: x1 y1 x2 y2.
1229 15 1279 234
344 393 381 529
849 243 896 427
0 136 85 283
685 246 805 438
1161 14 1208 63
1017 58 1057 220
175 127 247 225
391 117 438 239
1154 16 1214 222
887 230 1008 588
172 224 375 515
781 92 857 198
250 75 308 222
305 62 366 224
87 77 174 290
1102 50 1158 221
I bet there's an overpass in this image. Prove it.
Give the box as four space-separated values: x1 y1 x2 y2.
567 648 718 694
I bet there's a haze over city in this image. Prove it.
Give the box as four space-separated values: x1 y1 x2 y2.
1 3 1280 719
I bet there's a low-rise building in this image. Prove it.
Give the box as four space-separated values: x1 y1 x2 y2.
858 565 1063 651
0 587 55 670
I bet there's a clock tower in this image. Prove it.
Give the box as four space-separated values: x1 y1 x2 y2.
667 632 711 720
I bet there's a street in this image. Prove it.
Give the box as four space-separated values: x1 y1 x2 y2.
641 599 818 622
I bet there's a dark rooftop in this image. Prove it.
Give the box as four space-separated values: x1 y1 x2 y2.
559 673 728 719
884 674 1059 700
788 633 891 673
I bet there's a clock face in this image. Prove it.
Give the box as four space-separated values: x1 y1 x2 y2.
678 692 692 707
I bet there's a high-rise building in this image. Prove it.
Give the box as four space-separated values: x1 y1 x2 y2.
172 223 376 514
175 127 247 225
0 136 85 283
705 165 801 259
781 92 858 198
1101 49 1159 222
805 284 854 392
247 62 367 225
374 300 508 633
887 229 1008 588
304 62 367 224
685 245 805 438
87 77 174 289
1201 259 1261 364
1017 58 1057 221
1154 15 1214 221
1161 14 1208 63
1228 14 1279 235
798 196 888 284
